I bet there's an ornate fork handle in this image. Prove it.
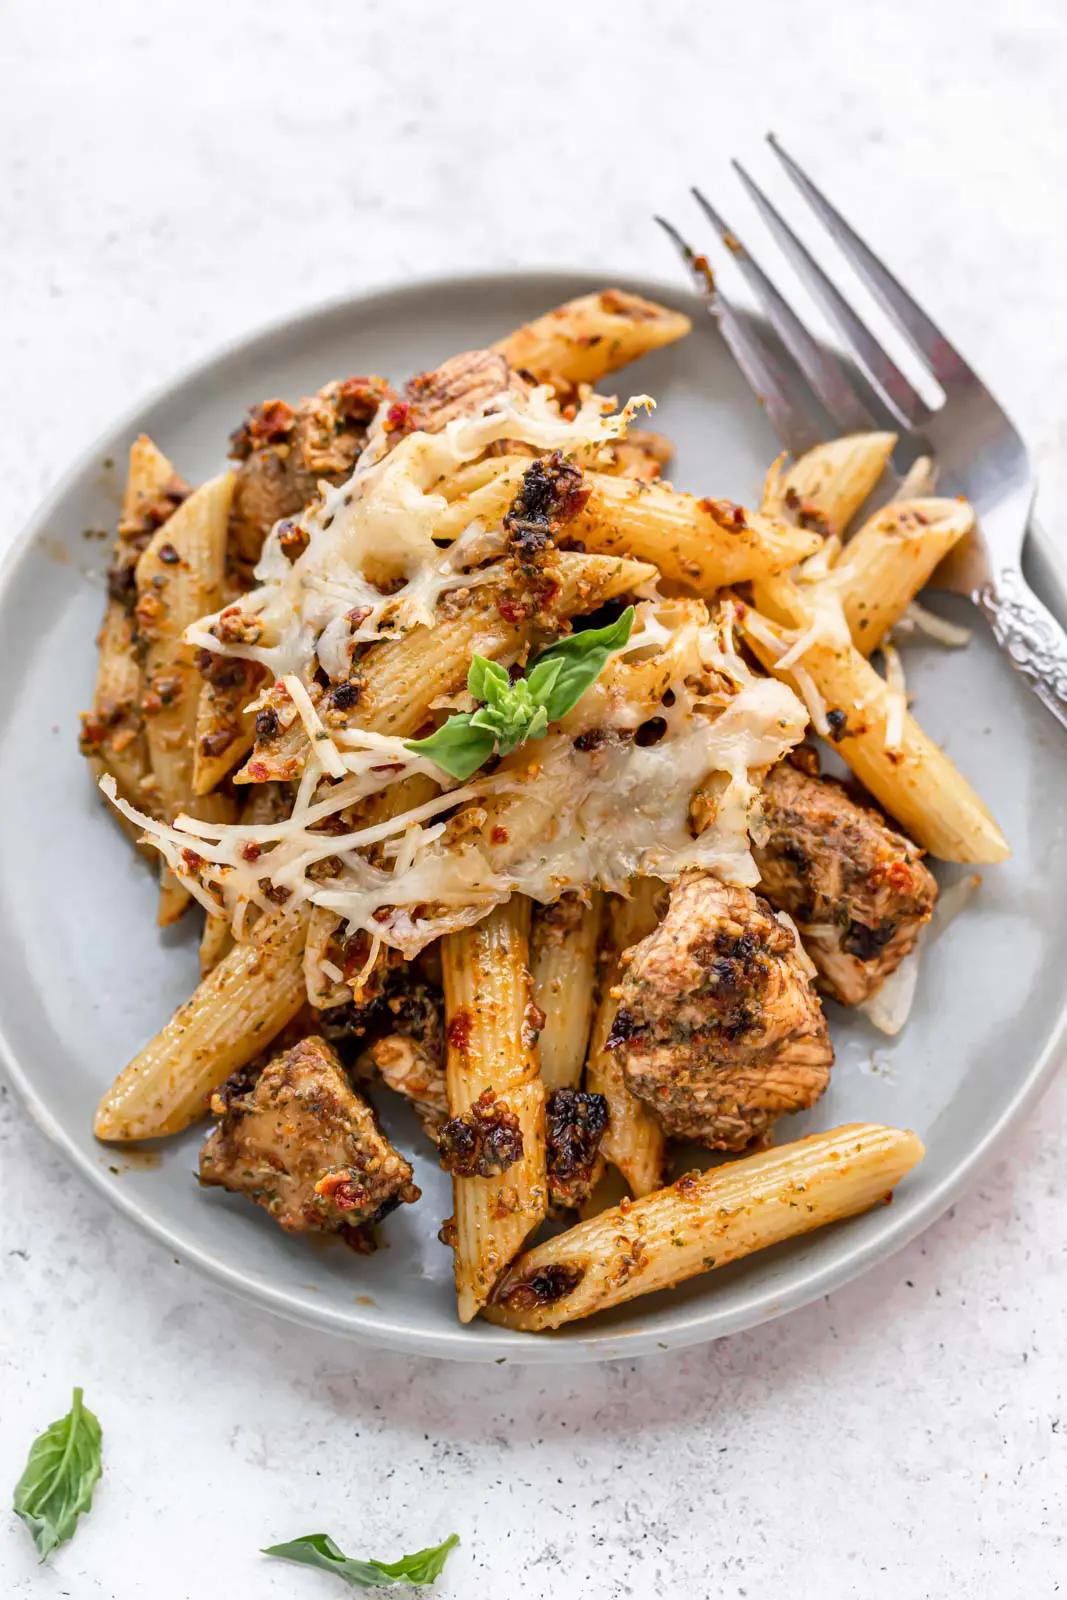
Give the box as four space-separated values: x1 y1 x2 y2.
978 566 1067 730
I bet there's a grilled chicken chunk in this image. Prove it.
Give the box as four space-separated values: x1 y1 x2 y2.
354 980 448 1143
754 760 938 1006
609 874 832 1150
405 348 514 433
199 1035 419 1241
227 376 394 568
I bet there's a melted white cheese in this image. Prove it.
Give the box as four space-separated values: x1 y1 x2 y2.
184 386 652 683
103 606 807 958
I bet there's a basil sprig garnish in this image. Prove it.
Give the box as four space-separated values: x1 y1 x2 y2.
405 606 634 780
262 1530 459 1588
13 1388 103 1561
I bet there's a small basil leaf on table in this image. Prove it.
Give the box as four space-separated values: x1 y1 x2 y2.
262 1530 460 1588
12 1387 103 1561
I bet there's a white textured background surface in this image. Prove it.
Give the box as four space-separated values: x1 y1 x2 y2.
3 1 1067 1594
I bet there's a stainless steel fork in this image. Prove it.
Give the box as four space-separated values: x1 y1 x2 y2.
657 136 1067 734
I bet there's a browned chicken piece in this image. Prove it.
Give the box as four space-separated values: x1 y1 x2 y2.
227 376 394 568
198 1035 419 1243
404 348 514 434
754 759 939 1006
609 873 833 1151
353 980 448 1142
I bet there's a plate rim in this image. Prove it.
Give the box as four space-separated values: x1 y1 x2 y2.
3 262 1065 1364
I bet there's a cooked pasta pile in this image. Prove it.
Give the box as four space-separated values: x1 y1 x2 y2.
80 287 1009 1330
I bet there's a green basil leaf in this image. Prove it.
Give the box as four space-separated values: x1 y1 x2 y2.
529 606 635 721
467 704 506 736
408 609 633 781
467 654 509 704
525 655 564 707
522 703 550 745
404 716 497 781
13 1388 102 1562
262 1531 459 1589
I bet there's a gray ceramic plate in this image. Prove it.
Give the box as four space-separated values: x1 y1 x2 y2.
2 268 1066 1363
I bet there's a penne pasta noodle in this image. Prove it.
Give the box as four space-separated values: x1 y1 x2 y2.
80 436 188 815
136 472 235 815
192 660 264 795
87 602 152 801
198 912 234 976
530 892 603 1091
433 463 523 543
495 289 692 393
123 434 188 537
831 498 975 653
762 432 897 537
236 551 654 780
487 1122 925 1331
441 898 547 1322
565 474 822 590
738 602 1010 863
584 880 667 1199
157 861 192 928
94 908 309 1142
376 453 809 595
135 472 237 920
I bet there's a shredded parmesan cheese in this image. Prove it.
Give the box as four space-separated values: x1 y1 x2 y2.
860 872 980 1035
185 385 652 684
102 604 808 958
896 600 972 649
282 675 346 778
881 641 907 752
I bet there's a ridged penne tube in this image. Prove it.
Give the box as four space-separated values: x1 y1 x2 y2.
198 912 234 976
487 1123 925 1331
441 898 547 1322
494 289 692 392
124 434 185 531
81 436 186 812
303 776 439 1008
158 862 192 928
762 432 897 537
192 661 263 795
433 467 523 543
88 602 152 802
738 606 1010 863
236 552 654 779
136 473 234 815
565 476 822 590
584 881 667 1198
530 893 603 1091
94 908 309 1142
832 498 975 653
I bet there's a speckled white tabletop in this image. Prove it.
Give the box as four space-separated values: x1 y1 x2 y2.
3 2 1067 1594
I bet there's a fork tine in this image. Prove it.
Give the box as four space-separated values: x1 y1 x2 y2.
767 135 973 395
731 159 931 432
655 215 825 456
689 185 891 438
